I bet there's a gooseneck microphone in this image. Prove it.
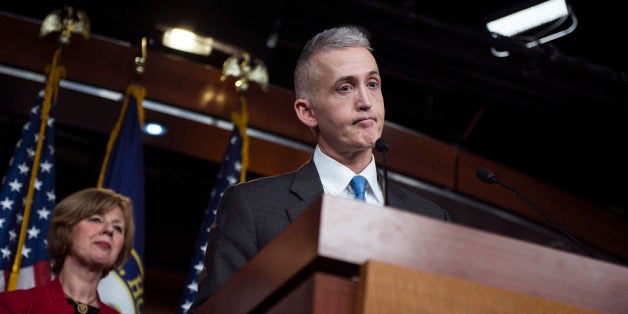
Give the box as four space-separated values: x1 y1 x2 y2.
475 167 596 258
375 138 390 206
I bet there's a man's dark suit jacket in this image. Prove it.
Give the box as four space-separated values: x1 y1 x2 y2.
190 159 449 311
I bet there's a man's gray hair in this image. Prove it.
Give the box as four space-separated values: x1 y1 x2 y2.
294 25 373 101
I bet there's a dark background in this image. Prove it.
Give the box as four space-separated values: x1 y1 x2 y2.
1 0 627 309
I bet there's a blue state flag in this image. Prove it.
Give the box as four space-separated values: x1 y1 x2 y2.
0 50 63 292
177 99 249 313
97 84 146 313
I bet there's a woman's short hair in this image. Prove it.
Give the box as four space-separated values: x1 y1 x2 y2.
46 187 135 277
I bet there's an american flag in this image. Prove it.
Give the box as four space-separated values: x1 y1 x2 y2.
0 90 55 292
177 99 249 313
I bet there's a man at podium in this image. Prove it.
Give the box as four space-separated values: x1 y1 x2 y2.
190 24 450 311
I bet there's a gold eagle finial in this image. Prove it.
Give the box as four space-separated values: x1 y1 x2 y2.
40 6 90 47
221 52 269 93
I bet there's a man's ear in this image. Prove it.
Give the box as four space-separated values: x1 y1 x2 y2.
294 98 317 128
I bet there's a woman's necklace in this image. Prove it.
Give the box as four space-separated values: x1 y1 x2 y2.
64 293 98 314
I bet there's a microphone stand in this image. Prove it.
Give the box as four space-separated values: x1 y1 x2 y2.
476 167 597 259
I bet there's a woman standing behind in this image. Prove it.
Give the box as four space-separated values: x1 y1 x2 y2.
0 187 135 313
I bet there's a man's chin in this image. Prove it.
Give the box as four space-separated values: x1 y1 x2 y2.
363 133 381 147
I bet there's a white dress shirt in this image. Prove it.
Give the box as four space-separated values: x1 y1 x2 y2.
312 145 384 206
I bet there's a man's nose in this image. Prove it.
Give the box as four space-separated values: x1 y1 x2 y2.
356 85 373 110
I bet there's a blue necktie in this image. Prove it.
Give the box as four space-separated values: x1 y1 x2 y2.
350 175 367 202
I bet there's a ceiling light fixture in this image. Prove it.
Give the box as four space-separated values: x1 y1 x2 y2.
487 0 577 56
162 28 213 56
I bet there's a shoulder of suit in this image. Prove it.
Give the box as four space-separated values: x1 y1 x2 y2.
229 170 298 191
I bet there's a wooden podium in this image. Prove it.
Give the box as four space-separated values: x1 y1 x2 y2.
196 195 628 313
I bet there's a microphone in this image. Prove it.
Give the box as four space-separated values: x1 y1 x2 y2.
475 167 596 258
375 138 390 206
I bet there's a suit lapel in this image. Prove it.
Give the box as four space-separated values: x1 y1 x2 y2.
286 159 323 220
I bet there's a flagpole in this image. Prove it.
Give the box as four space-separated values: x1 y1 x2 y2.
223 52 267 182
232 94 249 182
7 6 90 290
7 47 64 291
